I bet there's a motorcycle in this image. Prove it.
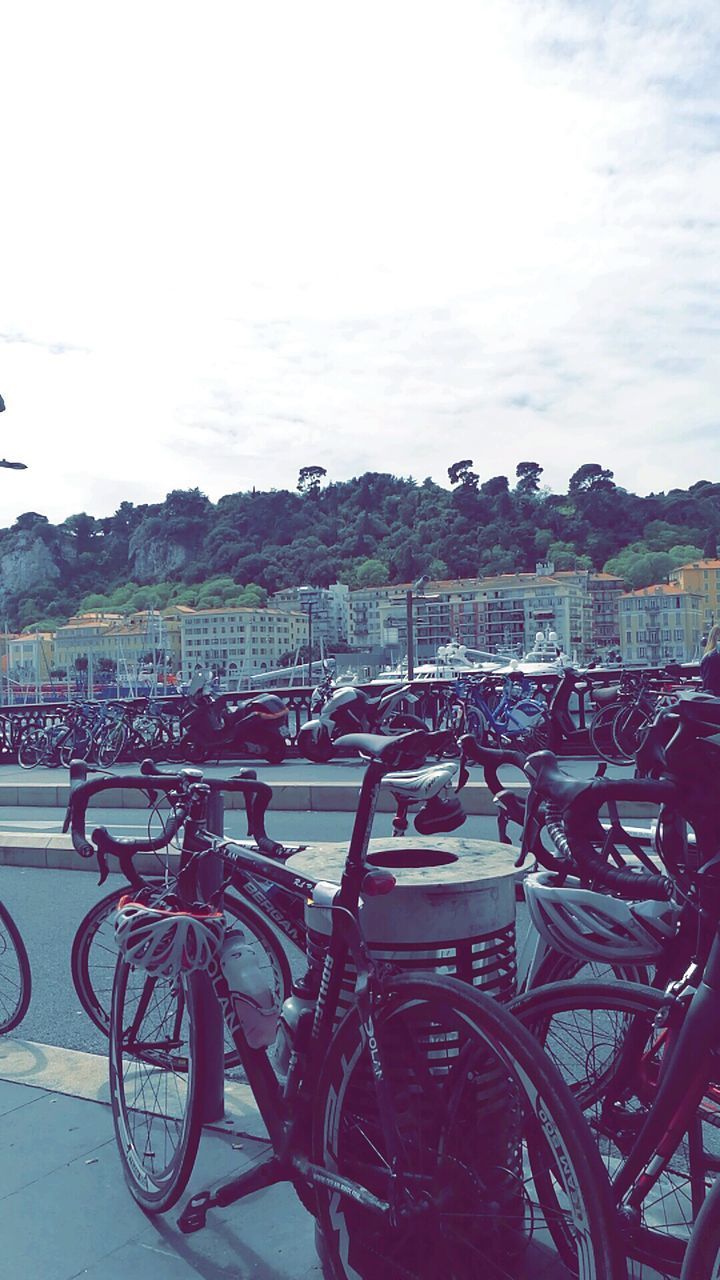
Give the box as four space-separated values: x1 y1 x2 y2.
297 668 427 762
176 674 289 764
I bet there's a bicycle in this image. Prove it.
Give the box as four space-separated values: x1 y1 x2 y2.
508 694 720 1276
442 673 550 753
0 898 31 1033
68 729 625 1279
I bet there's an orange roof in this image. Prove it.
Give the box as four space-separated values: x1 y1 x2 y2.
620 583 702 598
674 560 720 570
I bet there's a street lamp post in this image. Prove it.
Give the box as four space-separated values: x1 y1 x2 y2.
307 601 313 682
406 575 430 680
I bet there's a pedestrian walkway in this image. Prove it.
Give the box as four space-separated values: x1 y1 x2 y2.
0 1038 320 1279
0 1037 598 1280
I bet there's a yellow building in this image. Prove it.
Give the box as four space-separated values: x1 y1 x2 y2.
669 560 720 630
53 610 182 685
6 631 56 692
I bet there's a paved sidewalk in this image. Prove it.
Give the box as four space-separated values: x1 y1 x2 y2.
0 1037 609 1280
0 1038 321 1280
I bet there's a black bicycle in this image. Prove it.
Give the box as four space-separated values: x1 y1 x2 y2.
0 898 31 1033
510 694 720 1277
68 729 625 1280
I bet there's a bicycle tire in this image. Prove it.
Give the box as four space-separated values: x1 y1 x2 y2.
0 900 32 1033
589 703 627 764
510 978 716 1277
680 1172 720 1279
96 722 127 767
313 971 625 1280
71 886 291 1067
613 704 652 762
17 729 45 769
109 956 203 1212
58 725 92 767
527 945 649 989
466 707 486 747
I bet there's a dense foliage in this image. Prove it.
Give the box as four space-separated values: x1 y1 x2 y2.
4 463 718 632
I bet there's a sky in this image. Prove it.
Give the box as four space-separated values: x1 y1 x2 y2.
1 0 719 526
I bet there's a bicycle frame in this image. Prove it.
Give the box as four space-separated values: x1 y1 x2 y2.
176 754 425 1231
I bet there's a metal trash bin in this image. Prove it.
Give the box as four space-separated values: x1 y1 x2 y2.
295 836 525 1277
288 836 519 1020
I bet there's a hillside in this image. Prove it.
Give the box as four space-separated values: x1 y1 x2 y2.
5 461 719 632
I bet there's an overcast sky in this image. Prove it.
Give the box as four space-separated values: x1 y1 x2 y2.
1 0 718 526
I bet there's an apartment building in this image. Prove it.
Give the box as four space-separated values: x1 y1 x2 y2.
54 611 182 678
618 584 703 665
180 606 307 679
271 583 350 648
669 560 720 631
350 569 603 662
555 571 624 659
6 631 55 687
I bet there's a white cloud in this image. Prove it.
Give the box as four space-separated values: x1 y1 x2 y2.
0 0 718 522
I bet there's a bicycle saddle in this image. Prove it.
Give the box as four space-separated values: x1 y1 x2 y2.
335 731 429 768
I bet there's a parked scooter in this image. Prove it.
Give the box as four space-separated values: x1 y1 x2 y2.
176 673 289 764
298 667 427 762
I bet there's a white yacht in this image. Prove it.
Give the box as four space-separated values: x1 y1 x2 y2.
493 631 576 677
371 641 511 684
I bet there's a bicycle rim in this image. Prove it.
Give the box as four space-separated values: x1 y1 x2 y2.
314 973 624 1280
109 957 203 1212
511 978 718 1278
0 901 31 1033
589 704 627 764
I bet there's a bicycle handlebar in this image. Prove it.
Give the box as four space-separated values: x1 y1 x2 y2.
563 777 679 901
65 771 193 882
136 759 283 856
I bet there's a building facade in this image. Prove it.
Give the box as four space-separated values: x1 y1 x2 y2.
618 584 703 665
54 611 182 683
349 569 613 663
669 560 720 632
179 606 307 680
271 583 350 649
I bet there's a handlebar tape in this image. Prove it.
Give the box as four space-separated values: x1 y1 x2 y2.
563 778 679 901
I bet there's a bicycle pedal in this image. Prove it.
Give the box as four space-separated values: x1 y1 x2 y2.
177 1190 212 1234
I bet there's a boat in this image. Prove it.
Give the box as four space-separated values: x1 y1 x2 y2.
371 641 512 684
493 630 576 677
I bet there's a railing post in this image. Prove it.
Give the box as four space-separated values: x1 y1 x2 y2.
197 790 225 1123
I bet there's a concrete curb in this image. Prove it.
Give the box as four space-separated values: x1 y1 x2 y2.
0 1037 265 1136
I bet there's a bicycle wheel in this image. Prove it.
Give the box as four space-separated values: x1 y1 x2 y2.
680 1172 720 1279
0 901 32 1033
511 978 717 1277
72 887 291 1066
59 725 92 767
96 722 127 767
17 728 45 769
314 972 625 1280
109 955 204 1212
466 707 487 746
613 704 653 762
589 703 627 764
527 944 650 989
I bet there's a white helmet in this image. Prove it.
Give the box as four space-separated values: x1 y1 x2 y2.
114 895 225 979
524 871 680 964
